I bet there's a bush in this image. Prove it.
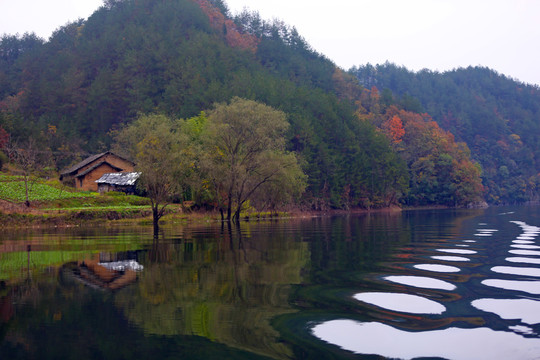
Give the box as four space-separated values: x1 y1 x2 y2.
0 151 7 171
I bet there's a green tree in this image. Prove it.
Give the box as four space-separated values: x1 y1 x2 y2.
114 114 190 233
199 97 305 221
5 137 51 206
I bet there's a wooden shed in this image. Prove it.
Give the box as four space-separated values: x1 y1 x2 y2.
60 152 135 192
96 172 141 194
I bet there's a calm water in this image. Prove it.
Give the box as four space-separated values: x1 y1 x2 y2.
1 205 540 359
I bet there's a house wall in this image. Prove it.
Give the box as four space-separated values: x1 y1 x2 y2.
77 163 120 192
97 183 111 194
73 153 135 192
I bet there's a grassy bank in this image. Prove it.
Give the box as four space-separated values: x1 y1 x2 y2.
0 174 289 227
0 174 158 226
1 174 318 229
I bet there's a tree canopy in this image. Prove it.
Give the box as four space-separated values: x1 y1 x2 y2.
199 97 306 221
351 63 540 204
0 0 496 209
113 114 190 231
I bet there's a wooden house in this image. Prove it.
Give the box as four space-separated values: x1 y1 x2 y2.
96 172 141 194
60 152 135 192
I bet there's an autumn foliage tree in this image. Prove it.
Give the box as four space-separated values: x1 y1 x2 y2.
194 0 259 52
382 115 405 144
384 106 484 206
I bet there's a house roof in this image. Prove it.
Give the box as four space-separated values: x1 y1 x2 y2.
60 151 133 176
96 172 141 186
75 161 124 178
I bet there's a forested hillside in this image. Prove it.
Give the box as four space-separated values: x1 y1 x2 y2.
351 63 540 204
0 0 484 209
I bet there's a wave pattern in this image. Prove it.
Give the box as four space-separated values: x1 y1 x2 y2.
311 212 540 359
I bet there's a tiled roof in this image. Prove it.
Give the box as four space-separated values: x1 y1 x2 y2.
75 161 124 178
60 152 108 176
60 152 134 176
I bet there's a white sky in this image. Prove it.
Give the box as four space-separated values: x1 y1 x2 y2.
1 0 539 86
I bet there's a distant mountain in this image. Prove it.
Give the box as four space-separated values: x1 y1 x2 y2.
351 63 540 204
0 0 485 208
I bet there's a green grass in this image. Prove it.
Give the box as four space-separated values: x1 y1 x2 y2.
41 205 150 211
0 175 151 213
41 194 150 209
0 174 23 182
0 179 94 202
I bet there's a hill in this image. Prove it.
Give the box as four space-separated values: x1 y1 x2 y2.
351 63 540 204
0 0 484 209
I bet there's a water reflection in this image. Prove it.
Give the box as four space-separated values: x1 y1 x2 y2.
307 207 540 359
0 222 310 359
431 255 471 262
491 266 540 277
436 248 477 254
312 320 540 360
511 244 540 249
354 292 446 314
506 257 540 265
413 264 461 273
2 206 540 359
509 249 540 256
472 298 540 324
481 279 540 294
384 275 457 290
112 225 308 359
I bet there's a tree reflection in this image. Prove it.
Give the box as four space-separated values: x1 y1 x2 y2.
115 222 309 359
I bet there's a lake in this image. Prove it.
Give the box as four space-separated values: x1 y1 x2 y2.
1 205 540 359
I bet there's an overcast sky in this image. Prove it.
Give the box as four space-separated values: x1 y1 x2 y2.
1 0 539 86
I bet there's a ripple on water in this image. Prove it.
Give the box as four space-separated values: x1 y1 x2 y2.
472 298 540 325
513 240 536 244
414 264 461 273
509 250 540 256
491 266 540 277
506 257 540 265
517 236 537 240
474 229 498 237
354 292 446 314
311 320 540 360
511 244 540 250
509 325 535 335
437 248 477 255
431 255 470 262
482 279 540 294
384 275 456 291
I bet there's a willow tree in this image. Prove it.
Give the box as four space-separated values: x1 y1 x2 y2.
199 97 306 222
114 114 189 233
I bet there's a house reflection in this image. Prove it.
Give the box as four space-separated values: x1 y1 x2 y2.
64 253 143 291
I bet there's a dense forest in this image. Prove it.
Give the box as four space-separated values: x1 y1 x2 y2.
0 0 496 209
351 63 540 204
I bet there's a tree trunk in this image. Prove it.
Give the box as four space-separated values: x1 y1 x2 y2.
152 205 160 235
226 199 232 222
24 176 30 207
233 206 241 223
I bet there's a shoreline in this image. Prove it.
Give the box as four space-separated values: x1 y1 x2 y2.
0 197 498 229
0 202 464 229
